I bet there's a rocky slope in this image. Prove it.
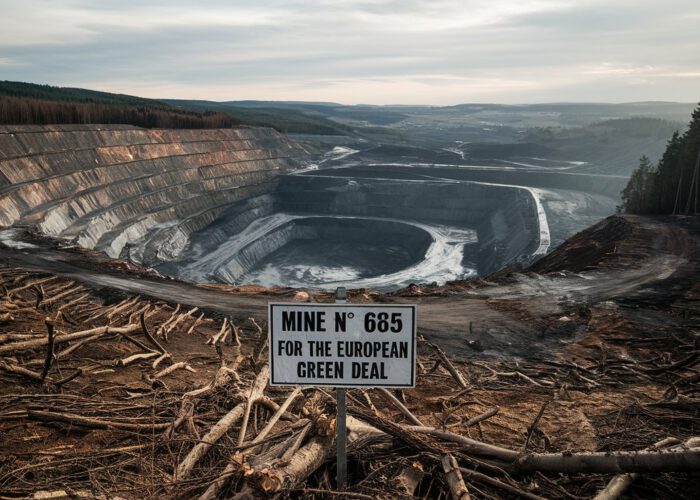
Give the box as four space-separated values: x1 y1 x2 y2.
0 124 308 265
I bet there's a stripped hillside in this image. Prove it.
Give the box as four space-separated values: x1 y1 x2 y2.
0 125 309 264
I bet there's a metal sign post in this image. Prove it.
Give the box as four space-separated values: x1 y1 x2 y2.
335 286 347 490
267 290 416 492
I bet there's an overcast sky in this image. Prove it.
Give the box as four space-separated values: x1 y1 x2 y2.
0 0 698 105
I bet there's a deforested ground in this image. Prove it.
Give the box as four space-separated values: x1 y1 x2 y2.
0 213 699 498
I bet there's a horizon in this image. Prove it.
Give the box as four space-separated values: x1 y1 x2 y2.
4 80 698 108
1 1 699 105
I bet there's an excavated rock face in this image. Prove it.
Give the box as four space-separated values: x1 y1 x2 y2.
0 125 308 264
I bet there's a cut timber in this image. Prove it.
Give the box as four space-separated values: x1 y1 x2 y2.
593 437 682 500
407 426 700 473
250 415 382 495
154 361 196 378
28 410 171 430
174 367 269 482
174 402 246 482
0 323 141 354
118 351 159 366
237 365 271 445
256 435 334 494
441 453 471 500
464 406 499 427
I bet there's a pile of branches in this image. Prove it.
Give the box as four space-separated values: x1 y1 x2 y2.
1 266 699 499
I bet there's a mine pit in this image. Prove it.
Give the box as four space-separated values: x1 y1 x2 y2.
0 125 622 291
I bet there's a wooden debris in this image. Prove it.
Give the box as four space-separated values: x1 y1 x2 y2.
441 453 471 500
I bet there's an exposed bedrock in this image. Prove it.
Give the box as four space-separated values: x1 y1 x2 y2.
166 174 544 286
275 175 543 276
0 125 308 264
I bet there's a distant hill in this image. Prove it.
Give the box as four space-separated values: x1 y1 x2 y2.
0 81 237 129
0 80 164 106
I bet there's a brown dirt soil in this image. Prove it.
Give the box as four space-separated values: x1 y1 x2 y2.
0 214 699 498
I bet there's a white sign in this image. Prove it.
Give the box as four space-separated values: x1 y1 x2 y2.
268 303 416 388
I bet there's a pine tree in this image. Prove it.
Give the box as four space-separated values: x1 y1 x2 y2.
620 156 654 214
621 103 700 214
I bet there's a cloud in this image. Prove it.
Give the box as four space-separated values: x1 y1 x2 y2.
0 0 698 104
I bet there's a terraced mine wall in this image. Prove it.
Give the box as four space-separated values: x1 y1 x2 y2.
272 175 541 275
0 125 307 264
311 164 628 198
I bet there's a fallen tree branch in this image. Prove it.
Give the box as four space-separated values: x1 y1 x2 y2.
141 312 167 353
428 340 469 388
174 366 269 482
464 406 499 428
459 467 546 500
441 453 471 500
593 437 682 500
378 388 423 425
40 318 56 381
27 410 171 430
0 323 142 354
118 351 160 366
154 361 196 379
0 360 44 382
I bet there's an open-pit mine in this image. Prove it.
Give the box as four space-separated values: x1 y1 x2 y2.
1 122 698 499
0 124 622 290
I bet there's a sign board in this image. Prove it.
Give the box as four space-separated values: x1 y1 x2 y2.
268 303 416 388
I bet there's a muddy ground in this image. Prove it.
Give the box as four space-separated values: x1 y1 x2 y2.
0 214 699 498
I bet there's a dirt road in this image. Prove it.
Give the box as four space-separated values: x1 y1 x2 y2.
1 214 697 358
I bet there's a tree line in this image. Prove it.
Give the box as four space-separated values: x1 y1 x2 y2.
621 104 700 214
0 95 239 129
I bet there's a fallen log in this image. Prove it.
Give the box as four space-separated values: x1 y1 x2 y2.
441 453 471 500
515 447 700 473
403 426 700 473
28 410 171 430
174 367 270 482
245 416 382 496
593 437 683 500
256 435 334 494
0 323 142 354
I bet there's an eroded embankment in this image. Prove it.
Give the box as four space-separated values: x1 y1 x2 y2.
0 124 308 265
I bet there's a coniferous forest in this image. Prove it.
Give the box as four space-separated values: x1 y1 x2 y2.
621 104 700 214
0 81 237 129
